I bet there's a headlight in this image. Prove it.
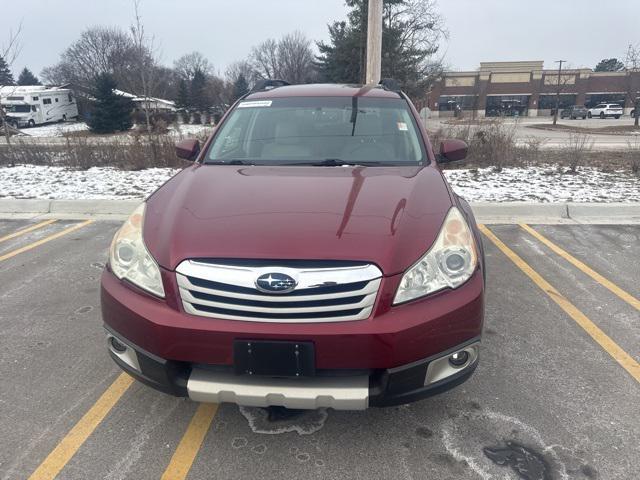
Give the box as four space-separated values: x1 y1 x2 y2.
109 203 165 298
394 207 478 304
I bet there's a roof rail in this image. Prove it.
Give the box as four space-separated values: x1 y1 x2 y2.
378 78 401 93
251 79 291 92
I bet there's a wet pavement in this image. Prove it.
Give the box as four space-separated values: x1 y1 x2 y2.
0 219 638 480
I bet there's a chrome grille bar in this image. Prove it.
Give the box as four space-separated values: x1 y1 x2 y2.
175 260 382 323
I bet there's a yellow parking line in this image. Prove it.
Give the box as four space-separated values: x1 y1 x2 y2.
161 403 218 480
479 224 640 383
520 223 640 312
0 219 93 262
0 219 56 244
28 373 134 480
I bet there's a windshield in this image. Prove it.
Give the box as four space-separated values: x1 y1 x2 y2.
205 96 425 166
5 105 31 113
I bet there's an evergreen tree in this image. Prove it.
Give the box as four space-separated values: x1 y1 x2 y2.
190 68 212 112
175 78 190 111
232 74 249 101
316 0 443 98
17 67 41 86
0 56 14 85
88 73 134 134
316 21 363 84
594 58 625 72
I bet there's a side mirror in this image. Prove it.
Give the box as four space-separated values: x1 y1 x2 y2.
175 138 201 161
438 139 468 163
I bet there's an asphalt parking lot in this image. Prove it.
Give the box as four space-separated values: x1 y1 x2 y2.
425 115 640 150
0 219 638 480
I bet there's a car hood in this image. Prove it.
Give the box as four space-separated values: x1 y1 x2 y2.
144 164 453 275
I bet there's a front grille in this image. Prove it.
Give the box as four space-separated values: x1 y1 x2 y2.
175 260 383 323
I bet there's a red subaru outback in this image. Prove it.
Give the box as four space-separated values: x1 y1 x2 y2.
101 80 485 410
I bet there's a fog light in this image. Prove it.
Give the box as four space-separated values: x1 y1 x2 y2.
449 350 469 367
110 337 127 353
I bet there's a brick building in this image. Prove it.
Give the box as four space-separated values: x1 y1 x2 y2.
427 61 640 118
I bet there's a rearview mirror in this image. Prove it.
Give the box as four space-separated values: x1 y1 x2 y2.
438 139 468 163
175 138 201 161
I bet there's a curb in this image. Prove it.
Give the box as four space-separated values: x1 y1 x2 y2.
0 199 638 223
0 199 140 215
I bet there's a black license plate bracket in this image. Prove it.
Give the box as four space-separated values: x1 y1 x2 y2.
233 340 315 377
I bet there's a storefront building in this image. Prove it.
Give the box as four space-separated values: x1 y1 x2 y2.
427 61 640 118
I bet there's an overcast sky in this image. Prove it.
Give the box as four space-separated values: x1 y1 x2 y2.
3 0 640 78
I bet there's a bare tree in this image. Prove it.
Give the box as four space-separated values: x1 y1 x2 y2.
174 52 212 81
1 22 23 145
225 60 256 86
129 0 160 133
41 26 140 91
250 39 280 80
249 32 317 84
625 44 640 129
1 22 23 68
277 32 316 84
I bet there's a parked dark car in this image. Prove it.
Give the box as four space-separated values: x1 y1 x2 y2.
101 80 485 410
560 105 588 119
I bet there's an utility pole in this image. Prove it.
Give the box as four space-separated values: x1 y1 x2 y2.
553 60 566 126
366 0 383 84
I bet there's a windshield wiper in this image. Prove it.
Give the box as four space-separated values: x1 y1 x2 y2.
206 159 252 165
300 159 384 167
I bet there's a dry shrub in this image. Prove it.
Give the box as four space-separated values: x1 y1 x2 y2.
562 133 594 173
429 119 518 171
0 135 190 170
518 136 546 166
626 139 640 175
468 121 516 171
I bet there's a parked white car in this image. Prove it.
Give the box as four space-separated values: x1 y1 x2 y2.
587 103 623 119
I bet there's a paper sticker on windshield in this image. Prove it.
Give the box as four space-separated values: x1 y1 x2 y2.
397 122 408 131
238 100 272 108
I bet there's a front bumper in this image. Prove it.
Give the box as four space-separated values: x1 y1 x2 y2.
101 265 484 408
101 268 484 370
106 327 480 409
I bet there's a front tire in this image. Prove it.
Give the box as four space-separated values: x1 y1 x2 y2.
28 119 36 128
587 112 592 118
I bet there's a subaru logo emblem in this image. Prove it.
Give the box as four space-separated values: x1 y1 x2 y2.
255 272 298 294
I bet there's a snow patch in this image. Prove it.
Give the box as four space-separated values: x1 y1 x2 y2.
0 164 638 202
0 164 178 200
444 166 640 203
17 122 89 137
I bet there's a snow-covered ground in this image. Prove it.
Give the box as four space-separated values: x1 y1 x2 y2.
16 122 89 137
0 165 177 200
443 166 640 203
169 124 213 137
13 121 212 139
0 164 638 202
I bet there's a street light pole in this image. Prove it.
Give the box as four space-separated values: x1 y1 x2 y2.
553 60 566 126
366 0 383 84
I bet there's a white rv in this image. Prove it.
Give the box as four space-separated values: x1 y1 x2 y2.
0 86 79 128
